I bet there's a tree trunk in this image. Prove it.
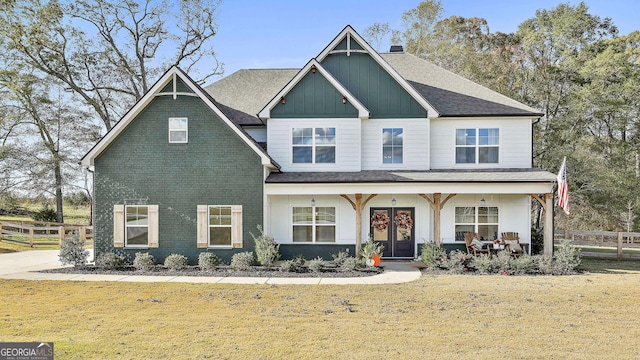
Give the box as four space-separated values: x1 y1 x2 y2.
54 158 64 223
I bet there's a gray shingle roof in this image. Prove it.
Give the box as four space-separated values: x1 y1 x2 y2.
380 52 542 117
204 53 542 120
205 69 298 116
266 169 556 183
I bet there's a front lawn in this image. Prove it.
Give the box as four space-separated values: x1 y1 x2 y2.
1 258 639 359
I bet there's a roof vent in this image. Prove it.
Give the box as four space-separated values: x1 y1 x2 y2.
390 45 404 53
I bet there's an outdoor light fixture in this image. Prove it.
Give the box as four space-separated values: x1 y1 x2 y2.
280 96 286 104
311 197 316 206
342 95 347 104
311 64 317 73
480 197 486 206
391 198 397 206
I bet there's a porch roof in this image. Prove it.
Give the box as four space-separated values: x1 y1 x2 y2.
265 168 557 184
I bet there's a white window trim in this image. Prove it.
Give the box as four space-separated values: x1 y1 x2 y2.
292 206 336 244
125 205 150 248
381 127 405 166
207 205 233 249
454 127 500 165
290 127 336 165
169 117 188 144
454 206 500 240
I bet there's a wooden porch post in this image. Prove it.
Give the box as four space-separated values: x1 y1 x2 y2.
530 193 554 257
340 194 377 257
419 193 456 245
544 193 554 257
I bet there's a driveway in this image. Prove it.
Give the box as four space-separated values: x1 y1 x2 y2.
0 250 70 276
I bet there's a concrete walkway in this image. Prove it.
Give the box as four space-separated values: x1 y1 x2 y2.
0 250 422 285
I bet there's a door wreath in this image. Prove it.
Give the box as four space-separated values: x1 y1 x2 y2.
370 212 390 231
394 210 414 230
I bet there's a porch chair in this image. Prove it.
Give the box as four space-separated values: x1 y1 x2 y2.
501 232 525 257
464 232 490 256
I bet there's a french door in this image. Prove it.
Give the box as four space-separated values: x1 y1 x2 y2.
370 207 415 258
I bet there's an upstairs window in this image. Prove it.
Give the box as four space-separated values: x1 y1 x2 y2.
292 127 335 164
382 128 403 164
169 117 188 143
455 128 499 164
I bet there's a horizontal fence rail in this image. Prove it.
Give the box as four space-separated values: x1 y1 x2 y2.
555 229 640 260
0 221 93 247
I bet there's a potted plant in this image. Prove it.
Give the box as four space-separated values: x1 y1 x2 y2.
361 239 384 267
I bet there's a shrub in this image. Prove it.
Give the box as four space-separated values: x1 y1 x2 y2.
420 241 446 269
133 252 156 271
554 240 581 275
331 251 351 267
95 252 125 269
511 254 535 275
198 252 220 270
280 257 305 272
361 240 384 259
307 256 325 272
230 251 254 270
59 232 89 267
535 255 556 275
33 205 57 222
164 254 188 270
439 250 470 274
494 251 514 275
251 225 280 267
470 254 494 274
341 257 365 270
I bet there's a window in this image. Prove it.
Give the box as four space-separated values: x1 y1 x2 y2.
208 206 232 247
196 205 243 249
382 128 403 164
455 206 499 241
113 205 158 248
292 127 335 163
292 206 336 243
169 117 188 143
455 128 499 164
125 205 148 246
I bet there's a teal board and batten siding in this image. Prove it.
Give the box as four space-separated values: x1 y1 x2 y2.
270 70 359 118
321 51 427 119
93 88 264 264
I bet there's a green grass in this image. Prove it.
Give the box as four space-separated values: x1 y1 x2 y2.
0 258 639 359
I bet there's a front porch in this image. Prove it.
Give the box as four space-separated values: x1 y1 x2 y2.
264 169 557 259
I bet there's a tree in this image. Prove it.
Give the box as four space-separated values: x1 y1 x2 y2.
363 22 391 51
393 0 444 59
0 0 223 132
0 70 99 222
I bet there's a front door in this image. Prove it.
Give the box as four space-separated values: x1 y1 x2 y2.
370 207 415 258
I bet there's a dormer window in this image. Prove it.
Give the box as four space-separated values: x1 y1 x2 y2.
169 117 188 143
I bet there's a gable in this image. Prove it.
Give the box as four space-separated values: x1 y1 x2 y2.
81 67 277 169
270 69 359 118
321 50 427 118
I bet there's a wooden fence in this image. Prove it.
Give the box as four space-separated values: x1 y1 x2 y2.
0 220 93 247
555 229 640 260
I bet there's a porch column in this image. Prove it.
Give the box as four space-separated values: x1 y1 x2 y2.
530 193 555 257
544 193 554 257
340 194 377 257
419 193 456 245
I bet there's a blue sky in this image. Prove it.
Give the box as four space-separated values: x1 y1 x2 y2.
208 0 639 82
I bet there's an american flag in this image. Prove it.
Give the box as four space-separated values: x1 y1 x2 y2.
557 157 569 215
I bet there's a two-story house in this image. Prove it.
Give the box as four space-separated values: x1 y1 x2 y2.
82 26 556 263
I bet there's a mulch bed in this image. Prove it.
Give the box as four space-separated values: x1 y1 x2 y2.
41 264 384 278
